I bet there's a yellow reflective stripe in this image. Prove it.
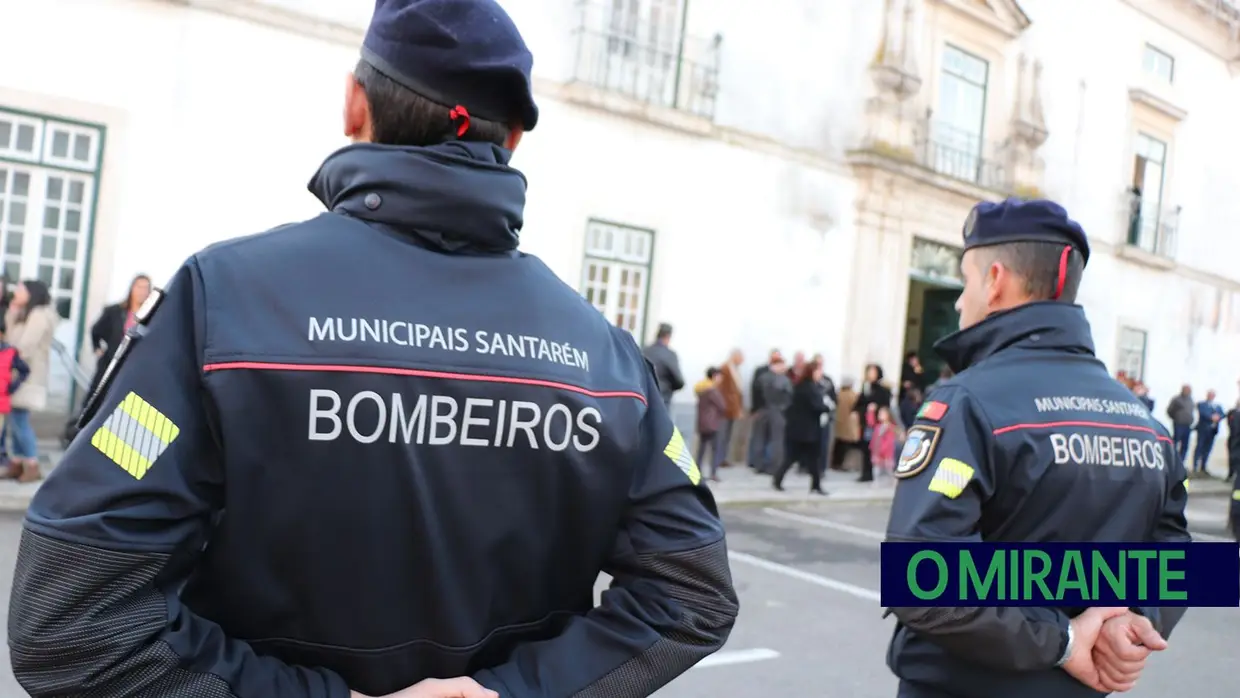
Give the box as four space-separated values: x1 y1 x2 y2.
927 458 975 499
119 392 181 445
663 427 701 486
1231 489 1240 501
92 391 181 480
91 425 153 479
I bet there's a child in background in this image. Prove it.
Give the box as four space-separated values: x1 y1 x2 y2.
0 334 30 477
870 405 898 482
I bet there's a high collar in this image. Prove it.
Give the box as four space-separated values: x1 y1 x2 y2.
933 301 1096 374
308 141 527 254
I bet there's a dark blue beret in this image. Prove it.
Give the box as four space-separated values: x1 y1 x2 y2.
962 198 1090 266
361 0 539 131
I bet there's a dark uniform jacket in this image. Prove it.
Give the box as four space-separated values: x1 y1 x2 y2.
8 142 738 698
885 302 1191 698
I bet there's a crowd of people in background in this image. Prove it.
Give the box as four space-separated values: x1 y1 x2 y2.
684 346 953 495
1147 376 1239 481
683 344 1240 492
640 320 1239 490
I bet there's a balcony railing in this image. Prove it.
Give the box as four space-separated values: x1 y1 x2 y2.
570 1 722 120
914 119 1011 191
1126 191 1179 258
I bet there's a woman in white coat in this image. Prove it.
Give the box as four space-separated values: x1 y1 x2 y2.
4 279 58 482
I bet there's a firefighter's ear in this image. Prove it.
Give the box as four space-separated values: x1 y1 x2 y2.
504 128 524 151
343 74 372 143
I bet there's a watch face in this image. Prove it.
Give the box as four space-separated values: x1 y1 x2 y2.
134 288 162 324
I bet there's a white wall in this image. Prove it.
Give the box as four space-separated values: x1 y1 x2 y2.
1023 0 1240 412
2 0 1235 422
0 0 865 413
0 0 357 299
516 98 858 395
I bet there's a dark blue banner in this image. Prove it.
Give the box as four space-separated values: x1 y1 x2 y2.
880 542 1239 607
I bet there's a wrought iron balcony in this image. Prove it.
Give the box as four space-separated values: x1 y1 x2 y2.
851 106 1028 194
913 119 1010 191
1125 190 1179 259
569 1 722 120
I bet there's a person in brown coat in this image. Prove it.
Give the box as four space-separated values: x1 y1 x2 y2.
831 378 860 470
695 368 728 482
717 349 745 467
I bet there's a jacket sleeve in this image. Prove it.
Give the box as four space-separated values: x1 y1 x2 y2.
8 260 350 698
884 385 1072 673
473 364 738 697
1133 437 1192 637
89 305 112 351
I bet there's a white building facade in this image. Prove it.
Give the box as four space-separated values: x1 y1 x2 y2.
1 0 1238 428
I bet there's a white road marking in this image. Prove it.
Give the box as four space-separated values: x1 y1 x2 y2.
693 648 780 669
728 550 882 601
763 507 885 541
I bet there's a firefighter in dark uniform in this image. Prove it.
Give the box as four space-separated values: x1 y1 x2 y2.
884 199 1190 698
6 2 738 697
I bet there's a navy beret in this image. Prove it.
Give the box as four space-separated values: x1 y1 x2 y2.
962 198 1090 266
361 0 539 131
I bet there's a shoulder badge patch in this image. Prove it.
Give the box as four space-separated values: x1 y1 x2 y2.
663 427 702 486
916 400 948 422
895 425 942 479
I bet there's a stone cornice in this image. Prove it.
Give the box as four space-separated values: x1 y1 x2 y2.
1120 0 1240 65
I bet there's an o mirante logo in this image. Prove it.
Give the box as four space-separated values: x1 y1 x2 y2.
880 542 1240 607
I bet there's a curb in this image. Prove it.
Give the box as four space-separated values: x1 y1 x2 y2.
0 494 35 514
715 488 1235 510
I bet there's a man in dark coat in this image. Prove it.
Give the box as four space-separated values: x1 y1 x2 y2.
642 322 684 408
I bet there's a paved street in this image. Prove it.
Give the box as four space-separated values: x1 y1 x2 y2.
0 491 1233 696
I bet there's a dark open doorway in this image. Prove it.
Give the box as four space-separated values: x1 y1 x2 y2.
903 277 962 382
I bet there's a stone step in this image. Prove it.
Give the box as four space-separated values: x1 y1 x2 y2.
30 408 74 443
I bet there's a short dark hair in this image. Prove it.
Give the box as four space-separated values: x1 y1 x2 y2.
353 59 510 148
656 323 673 340
980 241 1084 303
706 367 719 379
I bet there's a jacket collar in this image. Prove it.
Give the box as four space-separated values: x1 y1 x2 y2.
934 301 1096 374
308 141 527 254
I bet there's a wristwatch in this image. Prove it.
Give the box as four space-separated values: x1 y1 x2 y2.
1055 623 1075 667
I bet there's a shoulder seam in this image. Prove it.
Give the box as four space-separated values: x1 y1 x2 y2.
940 383 999 437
